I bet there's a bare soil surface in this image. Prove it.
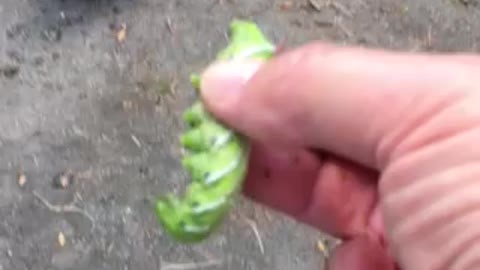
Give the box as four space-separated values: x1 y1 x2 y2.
0 0 479 269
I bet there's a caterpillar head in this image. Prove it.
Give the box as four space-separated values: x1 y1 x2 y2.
217 20 276 61
188 20 275 95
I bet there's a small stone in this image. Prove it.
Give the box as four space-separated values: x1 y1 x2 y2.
52 170 74 189
0 65 20 78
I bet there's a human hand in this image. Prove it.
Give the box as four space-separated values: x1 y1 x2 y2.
197 42 480 270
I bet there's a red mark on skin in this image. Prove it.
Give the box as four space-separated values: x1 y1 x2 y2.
292 155 300 164
264 168 271 179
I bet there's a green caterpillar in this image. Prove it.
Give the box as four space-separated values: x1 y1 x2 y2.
155 19 276 243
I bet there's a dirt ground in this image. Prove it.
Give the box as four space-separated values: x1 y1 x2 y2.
0 0 479 269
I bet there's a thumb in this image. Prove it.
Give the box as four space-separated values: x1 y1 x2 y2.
199 42 477 169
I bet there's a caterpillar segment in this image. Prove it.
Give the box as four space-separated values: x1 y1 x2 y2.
155 19 276 243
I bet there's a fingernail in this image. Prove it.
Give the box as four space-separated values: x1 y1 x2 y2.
200 61 263 106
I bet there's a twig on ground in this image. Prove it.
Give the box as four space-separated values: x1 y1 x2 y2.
131 134 142 148
165 17 174 34
160 259 222 270
308 0 324 11
336 21 353 39
329 1 353 18
425 25 433 49
33 191 95 228
169 75 178 96
244 218 265 254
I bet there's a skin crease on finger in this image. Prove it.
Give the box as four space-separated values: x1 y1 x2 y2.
199 42 480 270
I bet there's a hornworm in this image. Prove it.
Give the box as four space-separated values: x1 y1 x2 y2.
155 20 276 243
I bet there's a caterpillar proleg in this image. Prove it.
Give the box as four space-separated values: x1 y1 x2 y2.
155 19 276 243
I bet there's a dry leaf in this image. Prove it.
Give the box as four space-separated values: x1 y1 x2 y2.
116 23 127 42
280 1 293 10
317 240 329 257
17 173 26 187
122 100 133 110
58 232 66 247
